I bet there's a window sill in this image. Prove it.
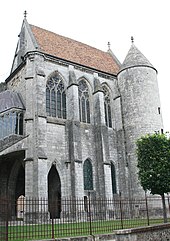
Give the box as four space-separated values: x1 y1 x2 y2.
47 116 66 125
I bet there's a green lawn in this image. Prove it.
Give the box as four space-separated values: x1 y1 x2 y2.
2 218 165 241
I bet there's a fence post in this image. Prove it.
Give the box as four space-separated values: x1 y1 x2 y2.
51 199 54 239
5 199 8 241
145 192 150 226
119 192 124 229
88 192 92 235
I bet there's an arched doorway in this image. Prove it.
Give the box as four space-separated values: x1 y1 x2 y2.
8 159 25 219
48 165 61 218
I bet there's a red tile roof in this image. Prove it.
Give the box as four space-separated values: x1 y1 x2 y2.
30 25 120 75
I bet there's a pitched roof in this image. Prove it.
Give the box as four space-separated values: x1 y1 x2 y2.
119 44 156 73
30 25 120 75
0 90 25 114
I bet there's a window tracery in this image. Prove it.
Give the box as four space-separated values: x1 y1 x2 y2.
46 74 66 119
78 80 90 123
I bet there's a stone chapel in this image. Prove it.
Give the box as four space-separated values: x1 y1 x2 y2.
0 16 163 213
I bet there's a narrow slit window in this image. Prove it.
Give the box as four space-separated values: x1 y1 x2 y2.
83 159 93 190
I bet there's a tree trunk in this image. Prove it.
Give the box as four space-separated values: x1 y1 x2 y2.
161 193 167 223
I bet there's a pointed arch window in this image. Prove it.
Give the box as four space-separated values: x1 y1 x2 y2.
46 74 66 119
83 159 93 190
103 86 112 128
78 80 90 123
111 162 117 194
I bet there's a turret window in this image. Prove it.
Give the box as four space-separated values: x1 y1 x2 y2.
0 111 23 140
78 80 90 123
46 74 66 119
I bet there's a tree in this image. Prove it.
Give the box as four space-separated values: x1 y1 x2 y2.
136 132 170 223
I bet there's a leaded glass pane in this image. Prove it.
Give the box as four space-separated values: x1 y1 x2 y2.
111 163 117 194
57 90 62 118
15 113 19 134
79 98 81 121
83 159 93 190
108 104 112 128
46 88 50 116
82 97 86 122
86 99 90 123
104 102 108 126
9 112 13 135
62 92 67 119
51 89 56 117
19 113 23 135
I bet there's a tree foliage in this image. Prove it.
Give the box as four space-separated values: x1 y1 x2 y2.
136 133 170 195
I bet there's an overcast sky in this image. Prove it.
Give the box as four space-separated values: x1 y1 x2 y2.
0 0 170 131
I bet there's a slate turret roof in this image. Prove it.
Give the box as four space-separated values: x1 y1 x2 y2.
0 90 25 114
30 25 120 75
119 43 156 73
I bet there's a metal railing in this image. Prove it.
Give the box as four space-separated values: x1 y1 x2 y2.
0 194 169 241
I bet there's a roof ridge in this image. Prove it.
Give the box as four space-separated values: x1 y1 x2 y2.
30 24 110 55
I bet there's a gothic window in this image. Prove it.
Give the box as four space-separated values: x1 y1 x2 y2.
0 111 24 140
83 159 93 190
103 86 112 128
46 74 66 119
111 162 117 194
78 80 90 123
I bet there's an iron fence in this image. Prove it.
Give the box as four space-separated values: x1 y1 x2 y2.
0 194 170 241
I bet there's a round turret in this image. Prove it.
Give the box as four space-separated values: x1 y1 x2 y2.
117 43 163 197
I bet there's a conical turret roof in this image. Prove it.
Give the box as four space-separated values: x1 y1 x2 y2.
119 43 156 73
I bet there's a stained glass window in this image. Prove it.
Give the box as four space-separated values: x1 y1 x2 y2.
83 159 93 190
78 80 90 123
111 162 117 194
103 86 112 128
46 74 66 119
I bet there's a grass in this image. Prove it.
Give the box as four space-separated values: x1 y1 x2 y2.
0 218 165 241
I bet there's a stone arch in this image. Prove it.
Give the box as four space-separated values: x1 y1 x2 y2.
101 82 113 98
8 157 25 200
47 70 67 88
0 150 25 219
48 165 61 218
78 76 93 95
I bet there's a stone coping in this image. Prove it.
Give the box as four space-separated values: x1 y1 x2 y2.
115 223 170 235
